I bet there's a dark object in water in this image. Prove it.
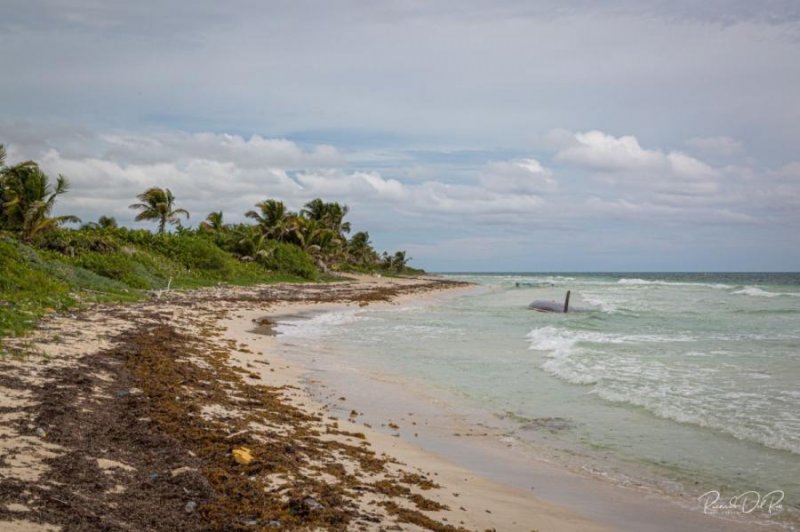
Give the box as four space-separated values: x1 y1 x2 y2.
515 281 554 287
528 290 571 313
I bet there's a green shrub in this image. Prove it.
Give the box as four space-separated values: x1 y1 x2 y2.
0 238 73 336
257 242 318 280
162 235 232 276
72 251 165 289
114 231 233 278
0 226 317 339
35 227 119 254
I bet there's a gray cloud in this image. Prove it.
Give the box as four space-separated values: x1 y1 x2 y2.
3 123 796 231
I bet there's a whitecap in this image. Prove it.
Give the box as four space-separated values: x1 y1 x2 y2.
595 388 800 455
617 278 732 289
732 286 800 298
274 310 364 337
580 294 619 313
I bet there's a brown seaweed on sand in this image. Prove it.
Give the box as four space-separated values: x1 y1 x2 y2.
0 278 471 531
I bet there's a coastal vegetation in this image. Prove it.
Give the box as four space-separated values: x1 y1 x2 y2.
0 144 421 339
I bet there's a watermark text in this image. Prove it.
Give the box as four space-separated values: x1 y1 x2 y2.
698 490 784 516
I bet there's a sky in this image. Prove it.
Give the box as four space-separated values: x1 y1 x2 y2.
1 0 799 271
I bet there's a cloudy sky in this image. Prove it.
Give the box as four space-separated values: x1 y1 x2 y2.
2 0 799 271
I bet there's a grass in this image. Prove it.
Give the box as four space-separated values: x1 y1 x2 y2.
0 230 311 339
0 225 424 341
1 238 80 337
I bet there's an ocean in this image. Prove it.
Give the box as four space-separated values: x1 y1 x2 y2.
272 273 800 528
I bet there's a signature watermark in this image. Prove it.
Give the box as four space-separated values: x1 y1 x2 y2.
698 490 785 516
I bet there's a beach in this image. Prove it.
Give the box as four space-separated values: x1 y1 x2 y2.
3 1 798 529
0 275 603 531
0 274 791 531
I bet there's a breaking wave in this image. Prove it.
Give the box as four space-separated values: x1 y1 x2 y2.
617 278 732 289
732 286 800 298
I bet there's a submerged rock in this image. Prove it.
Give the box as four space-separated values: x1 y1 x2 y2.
519 416 576 433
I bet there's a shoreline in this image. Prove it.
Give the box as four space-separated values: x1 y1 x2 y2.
0 275 603 531
244 286 783 532
0 275 785 531
221 283 609 531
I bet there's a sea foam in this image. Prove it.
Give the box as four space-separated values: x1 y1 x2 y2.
732 286 800 298
617 278 732 289
274 310 365 337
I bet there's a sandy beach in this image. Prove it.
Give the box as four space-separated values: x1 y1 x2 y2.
4 2 799 529
0 275 785 531
1 275 609 531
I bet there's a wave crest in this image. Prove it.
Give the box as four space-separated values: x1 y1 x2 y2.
617 278 732 289
732 286 800 298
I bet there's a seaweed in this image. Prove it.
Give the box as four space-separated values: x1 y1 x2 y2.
0 278 471 530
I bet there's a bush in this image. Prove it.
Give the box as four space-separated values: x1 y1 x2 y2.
157 235 233 277
112 230 235 279
72 251 165 289
257 242 318 280
0 238 74 336
35 227 119 255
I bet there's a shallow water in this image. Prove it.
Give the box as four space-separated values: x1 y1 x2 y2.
275 273 800 528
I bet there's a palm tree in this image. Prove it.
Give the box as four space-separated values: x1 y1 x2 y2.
348 231 378 266
246 199 293 241
380 250 411 272
326 202 351 235
199 210 224 234
391 250 410 271
0 159 80 240
301 198 351 235
129 187 189 234
97 215 118 229
289 217 341 272
83 215 118 230
300 198 326 222
230 225 277 262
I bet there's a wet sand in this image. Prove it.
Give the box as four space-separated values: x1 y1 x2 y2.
0 275 604 531
232 289 779 532
0 274 779 531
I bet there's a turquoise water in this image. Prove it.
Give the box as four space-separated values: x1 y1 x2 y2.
277 273 800 526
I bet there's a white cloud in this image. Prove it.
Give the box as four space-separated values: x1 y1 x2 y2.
583 197 758 224
294 170 406 201
100 131 344 169
552 130 663 171
3 122 799 270
408 181 544 216
550 129 718 194
4 125 792 231
665 152 715 179
3 124 562 226
479 158 556 194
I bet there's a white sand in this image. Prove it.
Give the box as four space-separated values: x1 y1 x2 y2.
0 274 771 531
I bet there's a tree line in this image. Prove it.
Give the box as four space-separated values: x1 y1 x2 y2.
0 144 414 274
